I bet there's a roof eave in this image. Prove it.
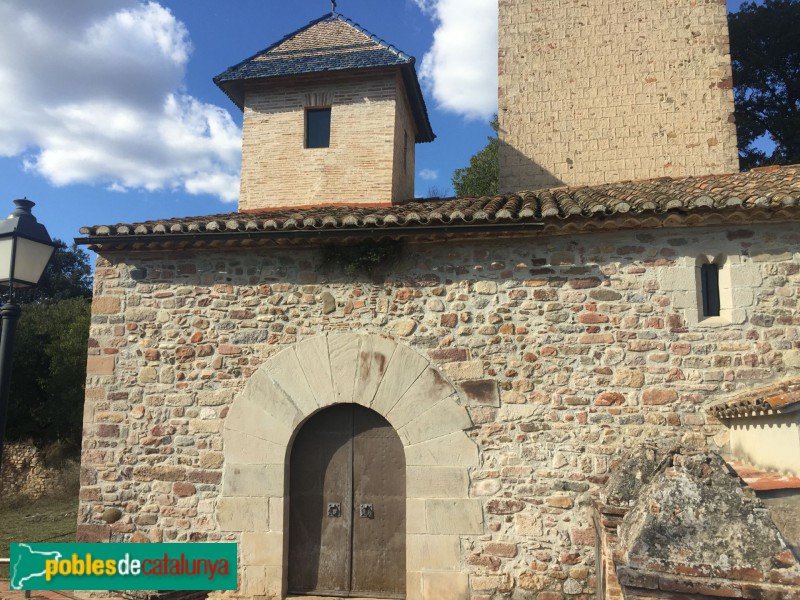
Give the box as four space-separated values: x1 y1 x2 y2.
399 63 435 143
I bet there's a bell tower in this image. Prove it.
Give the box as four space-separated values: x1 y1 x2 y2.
215 12 434 211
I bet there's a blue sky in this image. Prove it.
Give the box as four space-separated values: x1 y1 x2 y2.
0 0 754 250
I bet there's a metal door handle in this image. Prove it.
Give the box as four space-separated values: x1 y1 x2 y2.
327 503 341 518
360 504 374 519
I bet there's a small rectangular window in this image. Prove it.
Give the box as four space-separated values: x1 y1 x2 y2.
701 263 721 317
306 108 331 148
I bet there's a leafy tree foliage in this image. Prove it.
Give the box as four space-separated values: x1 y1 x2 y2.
4 243 92 451
729 0 800 168
6 298 91 450
452 116 499 198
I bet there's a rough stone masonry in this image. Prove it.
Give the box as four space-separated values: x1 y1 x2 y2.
77 221 800 599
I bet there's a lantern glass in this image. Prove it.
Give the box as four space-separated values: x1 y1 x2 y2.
0 238 12 283
11 237 56 287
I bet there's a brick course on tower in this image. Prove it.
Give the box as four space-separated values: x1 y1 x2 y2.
498 0 740 192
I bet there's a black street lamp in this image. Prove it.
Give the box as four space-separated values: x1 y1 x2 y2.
0 199 58 468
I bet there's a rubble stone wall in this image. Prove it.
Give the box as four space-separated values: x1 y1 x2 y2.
0 442 61 502
78 222 800 599
498 0 739 192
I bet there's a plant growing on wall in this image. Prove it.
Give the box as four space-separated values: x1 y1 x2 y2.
321 239 403 277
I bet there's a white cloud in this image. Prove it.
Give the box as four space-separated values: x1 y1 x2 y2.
0 1 241 202
413 0 498 121
419 168 439 181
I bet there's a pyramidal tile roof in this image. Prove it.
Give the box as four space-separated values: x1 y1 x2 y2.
214 12 434 142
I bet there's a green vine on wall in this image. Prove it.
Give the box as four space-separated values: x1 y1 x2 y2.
321 239 403 276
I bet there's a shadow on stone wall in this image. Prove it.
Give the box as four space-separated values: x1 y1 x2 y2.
498 134 565 193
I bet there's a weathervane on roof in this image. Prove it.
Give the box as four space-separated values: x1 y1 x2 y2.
331 0 337 13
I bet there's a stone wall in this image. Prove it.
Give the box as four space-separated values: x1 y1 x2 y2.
78 222 800 598
0 442 61 502
498 0 739 192
239 71 414 210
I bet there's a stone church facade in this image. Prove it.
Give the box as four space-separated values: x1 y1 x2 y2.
76 3 800 600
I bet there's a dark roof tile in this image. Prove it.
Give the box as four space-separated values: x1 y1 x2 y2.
214 13 434 142
78 165 800 242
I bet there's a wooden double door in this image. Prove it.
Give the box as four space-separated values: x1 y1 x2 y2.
288 404 406 598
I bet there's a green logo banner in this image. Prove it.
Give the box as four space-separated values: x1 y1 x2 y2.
9 543 237 591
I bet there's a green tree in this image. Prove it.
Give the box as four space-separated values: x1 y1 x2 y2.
4 243 93 451
729 0 800 168
452 116 499 198
6 298 91 450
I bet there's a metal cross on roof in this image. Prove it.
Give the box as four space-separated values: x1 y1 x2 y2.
332 0 337 13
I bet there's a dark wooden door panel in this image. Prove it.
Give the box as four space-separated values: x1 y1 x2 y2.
289 404 406 598
351 407 406 596
288 405 353 595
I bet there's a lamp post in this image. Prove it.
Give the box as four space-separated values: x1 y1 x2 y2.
0 199 58 468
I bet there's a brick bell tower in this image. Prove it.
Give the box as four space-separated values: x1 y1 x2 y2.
214 11 434 211
498 0 740 192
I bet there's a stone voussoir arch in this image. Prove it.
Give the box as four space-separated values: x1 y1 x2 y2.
218 332 480 600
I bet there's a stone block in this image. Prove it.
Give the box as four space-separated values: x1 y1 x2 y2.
388 318 418 337
422 572 470 600
729 265 763 287
642 388 678 405
404 431 479 467
294 335 335 407
426 499 483 534
406 467 469 498
264 347 319 417
475 281 497 294
659 267 696 291
387 367 455 431
785 349 800 370
133 464 185 482
199 452 224 469
241 532 283 566
240 565 282 597
406 573 423 600
93 297 121 315
269 497 285 534
372 343 429 416
223 464 283 497
353 335 397 407
444 360 484 381
400 399 472 445
408 534 461 571
77 524 111 542
224 387 295 446
224 431 284 465
407 498 426 534
514 512 543 537
457 380 500 407
87 356 114 376
328 333 361 404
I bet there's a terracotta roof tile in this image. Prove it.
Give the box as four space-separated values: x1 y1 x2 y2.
78 165 800 243
708 375 800 418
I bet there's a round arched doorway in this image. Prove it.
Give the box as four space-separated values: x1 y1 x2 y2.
288 404 406 598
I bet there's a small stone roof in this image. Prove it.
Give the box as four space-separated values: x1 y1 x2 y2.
214 12 434 143
77 165 800 246
708 376 800 418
